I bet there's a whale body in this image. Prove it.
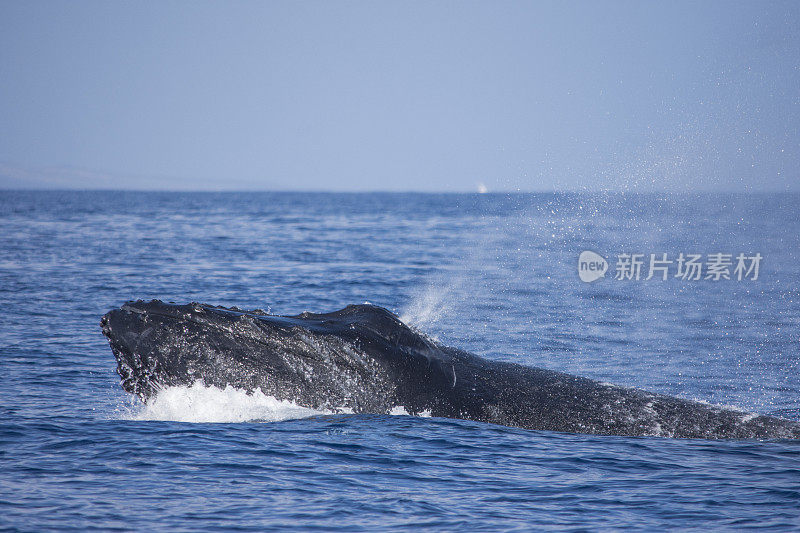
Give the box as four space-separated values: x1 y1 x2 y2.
101 300 800 439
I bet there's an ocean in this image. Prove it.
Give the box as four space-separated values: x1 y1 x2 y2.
1 191 798 530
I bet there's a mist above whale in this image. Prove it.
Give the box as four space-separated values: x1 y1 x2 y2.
101 300 800 439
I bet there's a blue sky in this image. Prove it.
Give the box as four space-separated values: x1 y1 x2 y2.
1 1 798 191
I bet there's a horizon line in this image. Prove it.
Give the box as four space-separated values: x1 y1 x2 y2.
1 187 797 195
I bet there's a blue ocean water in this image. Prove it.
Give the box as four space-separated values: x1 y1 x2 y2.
1 191 799 530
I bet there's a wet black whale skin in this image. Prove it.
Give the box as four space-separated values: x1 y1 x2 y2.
101 300 800 439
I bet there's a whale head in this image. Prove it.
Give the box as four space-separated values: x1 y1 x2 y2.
101 300 452 413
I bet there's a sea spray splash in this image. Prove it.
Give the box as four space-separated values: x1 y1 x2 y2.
400 278 465 330
118 381 431 424
124 381 329 423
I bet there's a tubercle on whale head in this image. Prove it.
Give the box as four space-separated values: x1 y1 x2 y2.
101 304 164 401
102 300 234 400
118 299 206 320
108 299 436 354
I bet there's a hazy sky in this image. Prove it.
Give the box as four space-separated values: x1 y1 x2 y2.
1 1 798 191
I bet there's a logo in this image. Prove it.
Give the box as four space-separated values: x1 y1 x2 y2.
577 251 762 282
578 251 608 282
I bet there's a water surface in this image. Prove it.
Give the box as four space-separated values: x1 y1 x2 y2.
1 191 798 530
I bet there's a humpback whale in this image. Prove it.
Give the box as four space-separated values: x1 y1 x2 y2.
101 300 800 439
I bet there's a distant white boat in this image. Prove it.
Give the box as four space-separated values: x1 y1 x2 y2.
477 183 488 194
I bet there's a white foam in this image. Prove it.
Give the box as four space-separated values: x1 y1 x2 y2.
388 406 432 417
118 382 434 423
124 381 329 423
